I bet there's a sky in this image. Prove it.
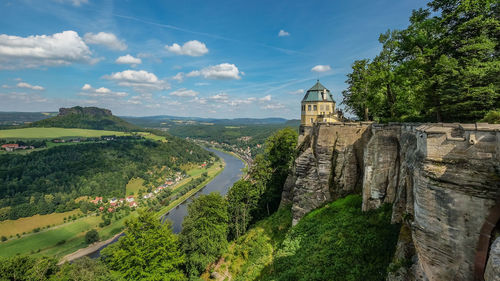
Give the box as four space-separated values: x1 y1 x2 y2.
0 0 429 119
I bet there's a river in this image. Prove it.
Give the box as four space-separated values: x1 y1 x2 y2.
86 148 244 258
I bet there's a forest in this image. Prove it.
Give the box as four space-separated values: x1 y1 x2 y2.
0 138 213 221
342 0 499 123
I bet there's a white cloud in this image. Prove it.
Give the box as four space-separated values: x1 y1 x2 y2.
0 30 92 69
289 89 304 95
190 97 207 104
278 30 290 37
170 88 198 97
104 70 170 91
82 83 92 90
210 93 229 100
79 83 128 98
259 95 272 102
195 82 210 86
84 32 127 51
55 0 89 6
115 54 141 66
16 82 44 90
262 103 285 110
171 72 184 82
165 40 208 57
311 65 331 73
187 63 242 80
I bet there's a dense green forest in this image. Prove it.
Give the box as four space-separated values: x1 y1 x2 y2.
167 122 299 156
0 138 213 221
342 0 499 122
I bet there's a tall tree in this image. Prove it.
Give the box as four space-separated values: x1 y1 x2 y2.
227 180 260 239
101 210 186 281
180 193 229 278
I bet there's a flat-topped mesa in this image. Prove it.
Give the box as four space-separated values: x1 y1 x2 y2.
58 106 113 117
284 121 500 281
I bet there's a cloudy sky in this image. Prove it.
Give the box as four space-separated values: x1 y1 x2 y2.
0 0 428 118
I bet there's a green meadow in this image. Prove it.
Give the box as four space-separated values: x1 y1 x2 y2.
0 127 166 141
0 127 129 139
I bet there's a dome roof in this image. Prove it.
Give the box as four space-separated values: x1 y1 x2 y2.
302 80 335 102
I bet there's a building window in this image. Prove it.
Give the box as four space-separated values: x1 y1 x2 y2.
313 105 317 111
326 105 329 111
311 118 314 123
320 105 324 111
308 105 311 111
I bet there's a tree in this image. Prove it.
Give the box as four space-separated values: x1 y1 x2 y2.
54 257 123 281
342 0 499 122
0 256 58 281
102 210 186 281
85 229 99 244
227 180 260 239
180 193 229 277
254 128 297 220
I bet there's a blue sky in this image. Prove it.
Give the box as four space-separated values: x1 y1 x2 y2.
0 0 429 118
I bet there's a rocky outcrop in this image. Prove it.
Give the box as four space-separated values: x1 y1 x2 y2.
485 237 500 281
281 123 371 225
284 122 500 281
59 106 112 117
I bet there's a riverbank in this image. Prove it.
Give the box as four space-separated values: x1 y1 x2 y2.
57 232 123 265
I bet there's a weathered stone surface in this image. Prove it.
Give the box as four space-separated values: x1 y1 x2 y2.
282 122 371 225
485 237 500 281
284 122 500 280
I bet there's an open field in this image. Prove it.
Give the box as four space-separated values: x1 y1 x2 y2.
0 209 81 238
126 177 145 196
0 127 129 139
0 127 166 142
0 211 136 258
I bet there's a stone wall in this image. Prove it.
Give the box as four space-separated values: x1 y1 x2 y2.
283 122 500 281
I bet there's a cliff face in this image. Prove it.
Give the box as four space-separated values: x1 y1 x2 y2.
283 122 500 281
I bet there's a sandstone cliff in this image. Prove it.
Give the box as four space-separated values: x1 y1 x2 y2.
282 122 500 281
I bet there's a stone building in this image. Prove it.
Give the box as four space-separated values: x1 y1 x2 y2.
300 80 338 126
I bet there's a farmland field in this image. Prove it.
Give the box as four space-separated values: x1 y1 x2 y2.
125 178 145 196
0 127 129 139
0 209 82 237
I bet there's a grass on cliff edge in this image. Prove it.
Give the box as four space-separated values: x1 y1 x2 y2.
204 195 400 281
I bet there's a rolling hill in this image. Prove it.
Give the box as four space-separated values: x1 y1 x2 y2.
29 106 141 132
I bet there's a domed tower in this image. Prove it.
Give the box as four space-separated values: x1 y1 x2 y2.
301 80 336 126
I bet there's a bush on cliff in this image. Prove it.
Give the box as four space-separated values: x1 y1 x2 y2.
205 195 400 281
263 195 400 281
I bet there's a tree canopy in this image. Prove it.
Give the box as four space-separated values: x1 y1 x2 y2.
180 193 229 277
342 0 499 122
101 210 186 281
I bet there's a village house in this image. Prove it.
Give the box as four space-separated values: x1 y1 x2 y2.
143 193 153 199
126 195 135 202
91 197 103 204
1 144 19 152
129 201 137 208
109 198 117 204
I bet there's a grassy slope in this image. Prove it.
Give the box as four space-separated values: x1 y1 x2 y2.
204 195 400 281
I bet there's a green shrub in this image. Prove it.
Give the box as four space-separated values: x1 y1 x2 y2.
85 229 99 244
481 110 500 124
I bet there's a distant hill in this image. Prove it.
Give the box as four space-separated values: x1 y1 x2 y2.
0 111 56 126
30 106 141 131
121 115 294 127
